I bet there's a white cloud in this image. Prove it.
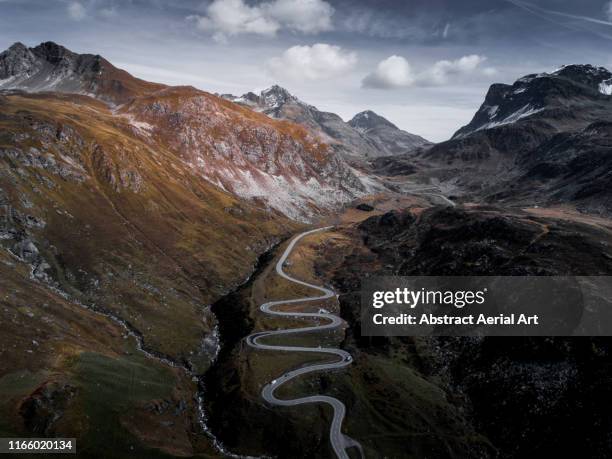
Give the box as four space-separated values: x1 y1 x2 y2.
426 54 487 85
363 54 495 89
188 0 278 42
265 0 333 33
67 2 86 21
188 0 334 42
362 56 415 89
268 43 357 81
605 1 612 21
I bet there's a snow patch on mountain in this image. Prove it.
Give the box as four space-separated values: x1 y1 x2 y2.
476 104 545 132
517 73 545 84
599 78 612 95
486 105 499 118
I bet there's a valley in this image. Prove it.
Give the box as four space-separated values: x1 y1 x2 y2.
1 39 612 459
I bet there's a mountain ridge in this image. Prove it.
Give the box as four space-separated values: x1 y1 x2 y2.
453 63 612 139
0 41 165 105
0 41 371 220
374 63 612 215
223 85 431 159
349 109 431 156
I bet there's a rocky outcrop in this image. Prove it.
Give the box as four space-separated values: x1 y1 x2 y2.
19 381 79 435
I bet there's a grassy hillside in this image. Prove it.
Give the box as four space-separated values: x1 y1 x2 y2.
0 90 299 454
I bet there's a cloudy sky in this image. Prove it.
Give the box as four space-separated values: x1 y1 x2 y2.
2 0 612 141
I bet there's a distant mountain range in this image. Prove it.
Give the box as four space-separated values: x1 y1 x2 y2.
222 85 431 160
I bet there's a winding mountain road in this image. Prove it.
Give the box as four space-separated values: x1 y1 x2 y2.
245 227 362 459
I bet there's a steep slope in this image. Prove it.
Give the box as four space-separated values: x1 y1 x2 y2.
0 90 293 360
224 86 429 159
349 110 431 155
1 42 369 220
326 205 612 458
0 89 304 455
381 64 612 214
120 86 368 220
0 42 164 105
483 120 612 213
453 64 612 139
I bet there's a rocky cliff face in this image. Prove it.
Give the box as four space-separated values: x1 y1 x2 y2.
121 86 369 220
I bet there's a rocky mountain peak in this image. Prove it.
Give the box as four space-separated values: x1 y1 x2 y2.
241 91 260 104
6 41 28 54
453 64 612 139
221 85 301 111
31 41 78 64
552 64 612 91
0 42 38 79
260 84 298 108
348 110 430 155
349 110 397 131
0 41 164 104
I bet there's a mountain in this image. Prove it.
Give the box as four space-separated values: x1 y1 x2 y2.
0 42 164 105
119 86 370 220
349 110 431 155
329 204 612 457
378 64 612 214
453 64 612 139
0 88 301 455
223 86 430 159
0 41 380 454
0 86 294 347
0 42 370 220
3 39 612 459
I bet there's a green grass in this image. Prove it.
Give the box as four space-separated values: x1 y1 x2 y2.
0 345 192 459
0 370 49 436
68 350 181 458
339 354 494 458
